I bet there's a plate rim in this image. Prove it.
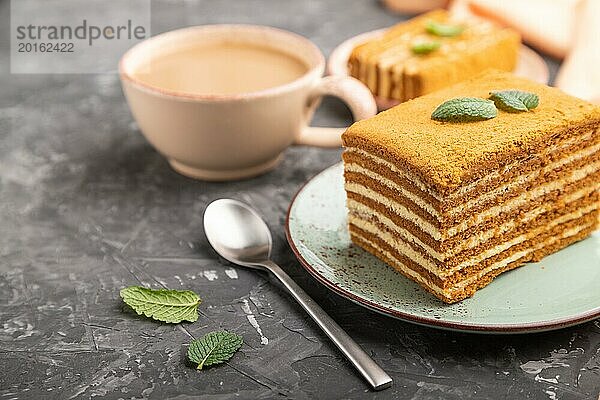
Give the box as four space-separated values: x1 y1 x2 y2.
285 162 600 334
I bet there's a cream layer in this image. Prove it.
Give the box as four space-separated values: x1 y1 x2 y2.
348 199 440 257
349 201 597 278
352 222 593 296
345 160 600 240
446 160 600 237
347 183 598 261
346 182 441 239
346 163 443 219
346 140 600 220
344 127 598 200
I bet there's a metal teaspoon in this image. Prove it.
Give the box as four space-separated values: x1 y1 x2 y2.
203 198 392 390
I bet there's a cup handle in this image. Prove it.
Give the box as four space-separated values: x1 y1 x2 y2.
295 76 377 148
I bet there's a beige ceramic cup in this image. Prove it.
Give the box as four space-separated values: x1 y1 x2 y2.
119 25 377 181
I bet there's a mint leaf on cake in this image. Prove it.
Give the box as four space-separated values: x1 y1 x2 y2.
426 20 464 37
120 286 201 323
489 90 539 112
187 331 244 370
411 41 441 55
431 97 497 122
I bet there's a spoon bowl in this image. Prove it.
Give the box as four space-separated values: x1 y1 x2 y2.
204 199 272 267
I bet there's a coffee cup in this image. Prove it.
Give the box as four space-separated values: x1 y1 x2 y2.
119 24 377 181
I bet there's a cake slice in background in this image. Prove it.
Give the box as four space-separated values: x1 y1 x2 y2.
349 10 520 103
342 70 600 303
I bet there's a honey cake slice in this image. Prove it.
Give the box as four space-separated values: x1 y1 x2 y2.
349 10 520 102
342 70 600 303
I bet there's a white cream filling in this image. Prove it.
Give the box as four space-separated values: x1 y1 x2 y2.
346 161 600 240
345 141 600 221
450 128 598 197
443 186 596 257
447 160 600 237
345 147 442 199
352 233 449 298
349 214 440 273
348 198 442 258
352 222 593 296
346 182 442 240
348 185 598 260
345 162 442 220
344 127 598 200
455 141 600 216
349 202 598 278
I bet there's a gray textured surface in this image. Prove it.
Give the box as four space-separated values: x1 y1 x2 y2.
1 1 598 399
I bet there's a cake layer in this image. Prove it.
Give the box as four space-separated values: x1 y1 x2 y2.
349 198 598 285
350 212 596 294
346 166 600 247
343 125 600 209
350 215 598 303
348 191 598 272
345 142 600 227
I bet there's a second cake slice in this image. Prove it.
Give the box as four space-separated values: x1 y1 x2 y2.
349 10 521 102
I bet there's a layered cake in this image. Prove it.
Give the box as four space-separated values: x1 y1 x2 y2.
342 70 600 303
349 10 520 102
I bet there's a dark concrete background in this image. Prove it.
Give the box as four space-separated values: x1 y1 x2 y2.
1 1 598 399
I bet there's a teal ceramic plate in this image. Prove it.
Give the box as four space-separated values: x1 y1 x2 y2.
286 163 600 333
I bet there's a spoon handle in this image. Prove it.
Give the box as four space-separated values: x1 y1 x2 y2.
263 260 393 391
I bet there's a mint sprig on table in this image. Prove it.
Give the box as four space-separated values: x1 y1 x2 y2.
120 286 201 323
431 97 497 122
411 41 441 55
426 20 464 37
489 90 539 112
120 286 244 372
187 331 244 370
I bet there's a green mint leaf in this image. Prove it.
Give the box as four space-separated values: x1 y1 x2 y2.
120 286 201 323
426 20 464 37
431 97 497 122
489 90 539 112
187 331 244 370
411 41 441 55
